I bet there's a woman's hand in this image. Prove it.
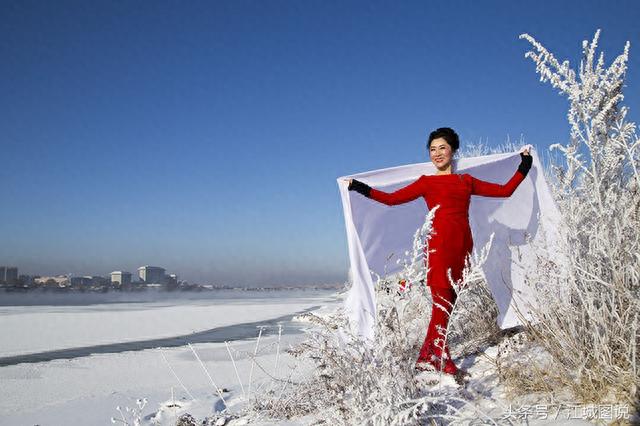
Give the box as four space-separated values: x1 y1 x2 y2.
518 149 533 176
347 178 372 197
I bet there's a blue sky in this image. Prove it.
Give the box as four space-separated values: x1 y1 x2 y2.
1 0 639 286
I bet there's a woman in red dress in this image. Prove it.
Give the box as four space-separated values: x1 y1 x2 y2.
347 127 532 379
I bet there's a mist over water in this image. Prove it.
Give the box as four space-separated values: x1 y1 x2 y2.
0 287 339 306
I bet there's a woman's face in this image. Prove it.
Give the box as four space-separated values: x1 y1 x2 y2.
429 137 454 170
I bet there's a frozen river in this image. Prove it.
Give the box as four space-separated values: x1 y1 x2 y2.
0 288 338 357
0 288 342 425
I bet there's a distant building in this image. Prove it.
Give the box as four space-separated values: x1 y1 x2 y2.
0 266 18 285
110 271 132 287
167 273 178 290
137 266 166 284
90 276 110 286
70 276 94 287
35 275 69 287
18 275 34 287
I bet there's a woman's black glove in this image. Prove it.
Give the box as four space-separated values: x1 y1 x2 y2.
518 152 533 176
348 179 372 197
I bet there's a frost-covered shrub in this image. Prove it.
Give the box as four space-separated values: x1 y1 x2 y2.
244 206 503 425
497 29 640 406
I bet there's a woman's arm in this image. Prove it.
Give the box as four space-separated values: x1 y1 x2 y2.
470 170 526 197
470 151 532 197
348 176 426 206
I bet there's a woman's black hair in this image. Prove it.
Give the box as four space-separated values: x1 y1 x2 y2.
427 127 460 153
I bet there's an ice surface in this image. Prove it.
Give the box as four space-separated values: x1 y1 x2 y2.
0 290 341 426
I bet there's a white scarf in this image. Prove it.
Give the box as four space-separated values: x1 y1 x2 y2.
336 145 567 342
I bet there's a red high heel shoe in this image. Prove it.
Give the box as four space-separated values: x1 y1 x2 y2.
432 357 459 376
416 347 459 376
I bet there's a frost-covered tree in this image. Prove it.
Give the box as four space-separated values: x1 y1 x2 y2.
499 29 639 405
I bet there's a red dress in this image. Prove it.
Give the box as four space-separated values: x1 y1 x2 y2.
368 170 526 289
367 169 527 372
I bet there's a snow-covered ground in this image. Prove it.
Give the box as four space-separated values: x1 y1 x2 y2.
0 289 341 425
0 289 632 425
